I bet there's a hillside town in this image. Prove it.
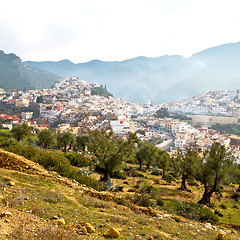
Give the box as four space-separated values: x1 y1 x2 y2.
165 89 240 116
0 77 240 162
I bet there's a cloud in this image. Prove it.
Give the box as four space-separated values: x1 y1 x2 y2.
0 0 240 62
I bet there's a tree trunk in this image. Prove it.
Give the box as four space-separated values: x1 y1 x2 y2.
180 175 188 190
103 164 110 181
64 144 67 152
138 158 143 170
162 169 166 179
198 187 213 206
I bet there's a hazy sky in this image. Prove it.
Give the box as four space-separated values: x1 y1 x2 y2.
1 0 240 62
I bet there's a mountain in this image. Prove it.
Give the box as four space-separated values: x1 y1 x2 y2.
24 42 240 103
0 50 60 91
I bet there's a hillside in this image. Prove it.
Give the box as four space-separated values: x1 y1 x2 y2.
0 50 60 91
0 149 239 239
25 42 240 103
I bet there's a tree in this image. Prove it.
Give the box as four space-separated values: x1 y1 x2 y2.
136 143 158 169
37 129 55 149
59 132 74 152
156 149 171 178
173 148 199 190
88 129 138 180
11 123 31 142
36 95 44 103
231 163 240 192
195 142 234 206
154 107 170 119
76 134 90 153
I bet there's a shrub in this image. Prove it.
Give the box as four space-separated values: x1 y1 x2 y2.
176 202 219 224
214 210 223 217
156 198 164 207
64 153 92 167
220 203 227 209
151 166 161 176
231 192 240 201
133 193 154 207
163 174 175 183
5 143 100 190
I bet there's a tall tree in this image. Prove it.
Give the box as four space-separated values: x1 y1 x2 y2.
11 123 31 142
173 148 199 190
59 132 74 152
136 143 158 169
231 163 240 192
76 134 90 153
156 149 171 178
195 142 234 206
37 129 55 149
88 129 138 180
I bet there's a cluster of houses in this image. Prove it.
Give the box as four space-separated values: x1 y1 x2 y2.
165 89 240 116
1 78 240 162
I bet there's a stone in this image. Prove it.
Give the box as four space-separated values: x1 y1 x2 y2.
9 181 15 186
163 214 171 218
56 218 65 225
86 223 95 233
0 212 12 217
204 223 212 230
79 226 88 234
156 213 163 219
51 216 59 220
106 227 120 238
217 231 226 240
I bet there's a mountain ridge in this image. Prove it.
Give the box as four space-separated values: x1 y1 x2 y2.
15 42 240 103
0 50 61 91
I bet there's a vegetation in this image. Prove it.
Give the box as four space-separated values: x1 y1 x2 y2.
37 129 55 149
91 86 113 98
11 123 32 142
135 143 158 169
195 142 234 206
172 148 199 190
0 50 60 91
154 107 170 118
212 123 240 136
88 129 139 180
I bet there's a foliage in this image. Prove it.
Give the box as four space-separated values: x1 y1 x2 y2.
195 142 234 205
37 129 56 149
156 198 164 207
212 123 240 136
88 129 139 180
176 202 219 224
36 95 44 103
154 107 170 118
133 193 154 207
58 131 74 152
11 123 32 142
104 179 116 191
171 114 192 120
75 134 90 153
91 86 113 98
135 143 158 169
5 143 100 190
64 152 92 167
172 148 199 190
156 149 171 178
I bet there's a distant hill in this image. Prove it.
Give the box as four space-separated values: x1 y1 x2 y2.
24 42 240 103
0 50 60 91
